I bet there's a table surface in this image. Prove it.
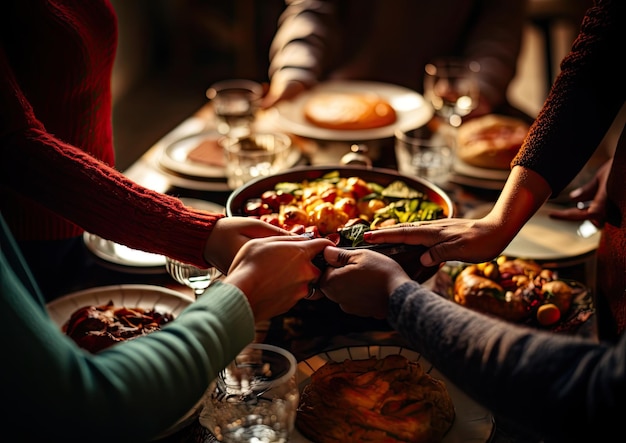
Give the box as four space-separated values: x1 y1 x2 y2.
97 103 597 443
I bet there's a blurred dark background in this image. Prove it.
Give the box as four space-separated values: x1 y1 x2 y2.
110 0 284 170
110 0 598 171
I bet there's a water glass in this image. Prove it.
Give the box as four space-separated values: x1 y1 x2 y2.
165 257 222 298
220 132 292 189
424 57 480 128
395 128 453 187
206 79 264 137
200 343 299 443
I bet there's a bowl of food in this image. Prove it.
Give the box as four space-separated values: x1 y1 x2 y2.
226 165 455 282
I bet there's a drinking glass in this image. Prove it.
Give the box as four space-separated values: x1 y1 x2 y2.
395 128 453 187
206 79 264 137
220 132 292 189
165 257 222 298
199 343 299 443
424 57 480 128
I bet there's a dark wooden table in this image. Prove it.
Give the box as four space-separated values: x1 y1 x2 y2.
86 103 598 442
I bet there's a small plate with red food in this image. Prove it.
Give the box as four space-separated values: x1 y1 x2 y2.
47 285 198 437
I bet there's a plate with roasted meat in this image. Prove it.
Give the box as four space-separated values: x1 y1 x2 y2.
430 257 594 332
47 284 192 353
46 284 197 436
47 284 192 347
292 346 494 443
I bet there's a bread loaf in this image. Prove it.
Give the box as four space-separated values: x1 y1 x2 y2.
303 92 397 130
456 114 529 170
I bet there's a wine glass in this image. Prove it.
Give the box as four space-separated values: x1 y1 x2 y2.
165 257 222 298
424 57 480 128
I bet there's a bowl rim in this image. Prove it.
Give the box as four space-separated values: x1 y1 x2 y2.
225 164 456 219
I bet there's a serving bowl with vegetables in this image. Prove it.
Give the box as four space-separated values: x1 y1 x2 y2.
226 165 455 282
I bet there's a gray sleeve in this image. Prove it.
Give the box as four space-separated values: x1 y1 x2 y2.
387 280 626 441
268 0 340 87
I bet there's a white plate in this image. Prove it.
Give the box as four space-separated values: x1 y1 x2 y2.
83 232 166 272
46 284 193 332
273 81 433 141
83 198 224 271
453 158 510 181
46 285 196 438
293 345 494 443
158 130 229 179
158 130 302 180
464 203 601 260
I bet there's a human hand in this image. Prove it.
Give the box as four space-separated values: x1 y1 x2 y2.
260 79 308 109
317 246 411 319
362 217 512 268
203 217 295 274
548 158 611 228
224 236 334 322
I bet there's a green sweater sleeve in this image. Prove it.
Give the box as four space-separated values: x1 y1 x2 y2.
1 215 255 441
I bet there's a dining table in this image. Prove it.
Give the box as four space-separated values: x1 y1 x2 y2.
68 96 600 443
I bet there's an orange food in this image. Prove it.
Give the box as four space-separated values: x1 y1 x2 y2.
303 92 397 130
456 114 529 170
453 257 575 324
537 303 561 326
297 354 455 443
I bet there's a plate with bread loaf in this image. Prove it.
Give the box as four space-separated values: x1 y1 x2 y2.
273 80 433 141
451 114 530 189
292 345 494 443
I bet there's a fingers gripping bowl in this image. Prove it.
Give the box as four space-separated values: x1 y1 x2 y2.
226 166 455 282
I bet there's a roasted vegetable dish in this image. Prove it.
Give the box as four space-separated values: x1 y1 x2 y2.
240 170 447 246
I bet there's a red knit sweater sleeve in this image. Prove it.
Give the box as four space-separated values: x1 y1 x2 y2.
0 1 223 267
512 0 626 196
2 127 223 268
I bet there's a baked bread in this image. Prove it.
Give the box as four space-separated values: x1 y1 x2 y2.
456 114 530 170
453 258 573 324
297 354 455 443
303 92 397 130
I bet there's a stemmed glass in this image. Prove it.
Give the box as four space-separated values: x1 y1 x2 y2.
424 57 480 129
165 257 222 298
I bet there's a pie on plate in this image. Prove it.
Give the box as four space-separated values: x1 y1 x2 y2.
297 354 454 443
293 346 495 443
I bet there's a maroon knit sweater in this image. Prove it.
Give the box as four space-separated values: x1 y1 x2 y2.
0 1 222 267
513 0 626 339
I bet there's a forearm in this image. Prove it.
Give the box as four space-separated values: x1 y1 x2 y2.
512 0 626 196
1 128 223 267
4 275 254 441
486 165 552 241
388 281 624 441
268 0 339 86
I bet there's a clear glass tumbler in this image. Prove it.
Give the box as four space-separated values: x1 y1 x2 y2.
165 257 222 298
